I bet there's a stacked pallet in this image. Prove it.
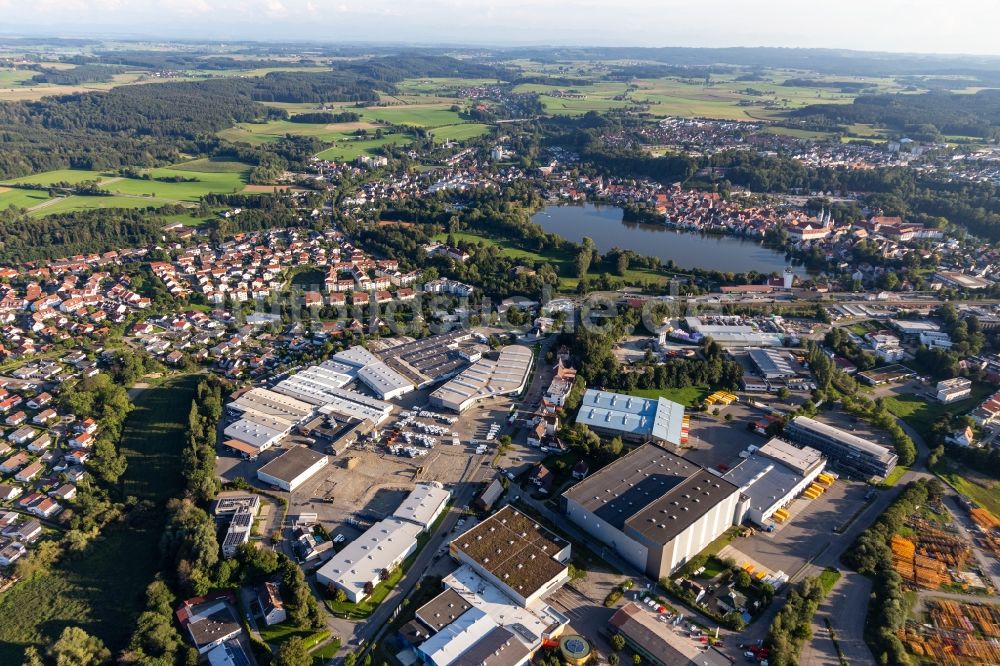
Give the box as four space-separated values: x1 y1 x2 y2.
970 507 1000 531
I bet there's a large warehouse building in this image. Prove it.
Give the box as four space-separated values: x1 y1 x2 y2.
563 444 740 580
256 445 328 492
722 438 826 527
784 416 897 478
449 505 571 608
430 345 533 413
574 389 688 447
317 483 452 602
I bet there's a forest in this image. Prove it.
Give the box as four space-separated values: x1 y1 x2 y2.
791 90 1000 139
0 54 511 179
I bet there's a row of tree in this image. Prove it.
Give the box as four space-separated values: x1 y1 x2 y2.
842 479 941 665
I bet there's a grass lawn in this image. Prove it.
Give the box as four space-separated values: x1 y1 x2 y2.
698 555 729 580
119 374 200 500
0 375 199 662
882 383 994 432
257 622 329 650
325 562 405 619
433 230 668 292
628 386 710 407
311 637 342 665
932 459 1000 518
879 465 909 488
817 567 842 595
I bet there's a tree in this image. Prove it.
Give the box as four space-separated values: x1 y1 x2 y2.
21 647 44 666
275 637 312 666
610 634 626 652
49 627 111 666
632 654 642 666
735 569 752 589
343 653 358 666
608 655 620 666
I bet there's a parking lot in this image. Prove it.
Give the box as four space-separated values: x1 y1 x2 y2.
727 478 872 577
684 403 763 472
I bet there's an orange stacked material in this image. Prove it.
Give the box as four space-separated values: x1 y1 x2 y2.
970 507 1000 531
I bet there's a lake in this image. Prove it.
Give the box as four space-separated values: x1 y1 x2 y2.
532 203 811 276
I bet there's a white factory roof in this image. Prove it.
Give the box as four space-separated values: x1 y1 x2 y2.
237 409 297 432
890 319 941 334
430 345 533 410
748 348 796 377
230 388 314 422
757 438 825 475
332 346 381 368
316 387 393 424
315 517 422 598
685 317 784 347
223 417 287 450
357 361 414 399
419 606 497 666
392 483 450 529
575 389 686 446
443 565 557 649
791 416 896 462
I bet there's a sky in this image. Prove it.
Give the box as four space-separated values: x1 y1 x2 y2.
0 0 997 56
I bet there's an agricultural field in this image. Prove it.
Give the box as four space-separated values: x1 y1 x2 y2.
360 104 464 127
313 134 412 161
5 161 251 216
0 68 37 87
27 196 176 217
4 169 107 186
0 186 53 211
218 119 368 145
428 123 492 141
0 376 198 663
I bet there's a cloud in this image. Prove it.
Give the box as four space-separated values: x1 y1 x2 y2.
0 0 997 56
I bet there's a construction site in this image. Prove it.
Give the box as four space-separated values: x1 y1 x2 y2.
900 599 1000 665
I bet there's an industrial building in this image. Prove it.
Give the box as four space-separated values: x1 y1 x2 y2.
223 411 294 452
316 517 422 602
936 377 972 404
449 505 571 608
317 484 451 602
228 387 315 423
316 387 393 425
608 603 731 666
722 439 826 527
574 389 687 447
430 346 533 413
683 316 784 347
747 348 797 379
784 416 897 478
401 506 574 665
333 346 414 400
563 443 740 580
256 445 329 492
370 330 484 388
391 482 451 532
405 564 568 666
